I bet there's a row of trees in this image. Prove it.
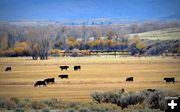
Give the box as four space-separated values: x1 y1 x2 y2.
0 25 52 59
0 21 180 59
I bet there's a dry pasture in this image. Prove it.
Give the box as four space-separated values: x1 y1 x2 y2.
0 56 180 102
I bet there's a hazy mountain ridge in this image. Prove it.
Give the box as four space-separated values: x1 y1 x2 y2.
1 18 180 26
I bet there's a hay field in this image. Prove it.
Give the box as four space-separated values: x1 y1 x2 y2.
0 56 180 102
129 27 180 40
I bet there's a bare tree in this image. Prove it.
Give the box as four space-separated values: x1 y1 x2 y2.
27 26 51 60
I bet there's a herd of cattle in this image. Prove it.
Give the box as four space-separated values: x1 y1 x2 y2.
4 66 176 87
59 65 81 71
34 65 81 87
125 76 175 83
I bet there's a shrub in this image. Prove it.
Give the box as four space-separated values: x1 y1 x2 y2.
117 91 145 108
0 96 164 111
88 103 118 112
0 97 5 108
91 89 179 110
42 108 50 112
10 97 20 105
67 108 75 112
79 107 89 112
42 98 65 109
2 98 16 110
124 107 161 112
0 97 21 110
91 92 104 103
15 108 25 112
31 101 46 109
146 89 178 110
18 98 31 109
66 102 81 110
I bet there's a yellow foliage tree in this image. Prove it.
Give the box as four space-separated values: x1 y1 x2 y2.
14 47 24 54
67 36 77 49
14 42 29 55
88 41 96 47
136 42 146 55
129 35 140 45
105 40 118 48
18 42 29 49
106 40 113 46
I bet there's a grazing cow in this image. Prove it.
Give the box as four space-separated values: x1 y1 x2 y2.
74 65 81 71
121 88 125 93
59 66 69 71
147 89 156 92
5 67 11 72
164 77 175 84
44 78 55 84
59 74 68 79
34 81 47 87
126 77 133 82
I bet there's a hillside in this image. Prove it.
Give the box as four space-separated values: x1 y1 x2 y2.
129 27 180 40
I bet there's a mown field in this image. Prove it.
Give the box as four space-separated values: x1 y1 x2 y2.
129 27 180 40
0 56 180 102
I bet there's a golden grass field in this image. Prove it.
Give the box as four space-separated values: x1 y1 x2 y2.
0 56 180 102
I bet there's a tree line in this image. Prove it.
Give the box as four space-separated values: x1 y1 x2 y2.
0 21 180 59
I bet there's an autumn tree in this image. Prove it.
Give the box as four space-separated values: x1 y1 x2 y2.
81 24 88 41
27 27 51 60
14 42 29 56
61 26 68 49
38 27 52 60
136 42 146 55
0 35 8 50
128 35 141 55
27 28 39 60
106 30 116 40
67 36 77 50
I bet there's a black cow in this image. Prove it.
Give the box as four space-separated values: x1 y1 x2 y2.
121 88 125 93
59 74 68 79
59 66 69 71
164 77 175 83
44 78 55 84
147 89 156 92
126 77 133 82
74 66 81 71
5 67 11 72
34 81 47 87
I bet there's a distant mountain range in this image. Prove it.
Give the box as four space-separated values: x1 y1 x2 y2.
1 16 180 26
0 0 180 22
